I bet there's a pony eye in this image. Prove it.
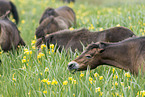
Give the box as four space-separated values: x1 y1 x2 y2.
86 55 92 59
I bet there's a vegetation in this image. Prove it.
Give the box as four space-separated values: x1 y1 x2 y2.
1 0 145 96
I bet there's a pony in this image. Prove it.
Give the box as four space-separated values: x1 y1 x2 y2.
36 6 76 39
36 27 135 52
0 0 19 24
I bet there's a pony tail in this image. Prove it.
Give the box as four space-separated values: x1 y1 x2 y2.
9 1 19 24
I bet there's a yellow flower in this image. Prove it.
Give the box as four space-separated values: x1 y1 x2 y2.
44 67 49 72
89 77 93 82
73 93 75 97
37 53 45 59
116 24 120 27
24 48 28 52
120 82 124 86
23 56 26 59
63 80 68 85
21 10 25 14
99 76 103 80
50 44 54 49
43 91 47 94
68 77 73 81
51 79 58 85
21 20 25 24
22 59 26 63
41 79 48 83
99 28 103 31
12 19 15 23
40 73 42 75
29 51 32 55
95 87 101 93
47 81 51 85
72 79 76 84
32 46 36 50
94 72 99 77
12 78 16 81
31 40 36 45
115 81 118 86
69 27 74 31
80 73 84 77
124 72 131 78
41 44 46 49
128 16 131 20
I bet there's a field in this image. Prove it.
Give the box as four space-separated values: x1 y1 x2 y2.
1 0 145 97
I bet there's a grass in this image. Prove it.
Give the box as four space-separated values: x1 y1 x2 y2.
1 0 145 97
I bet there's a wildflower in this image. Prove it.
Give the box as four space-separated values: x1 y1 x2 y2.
128 86 130 90
21 20 25 24
23 56 26 59
43 91 47 94
112 68 115 73
68 77 73 81
12 78 16 81
51 79 58 85
72 79 76 84
99 28 103 31
41 44 46 49
115 81 118 86
37 53 45 59
24 48 28 52
40 73 42 75
73 93 75 97
69 27 74 31
80 73 84 77
128 16 131 20
44 67 49 72
50 44 54 49
32 46 36 50
47 81 51 85
95 87 101 93
31 40 36 45
41 79 48 83
120 82 124 86
99 76 103 80
0 51 3 54
113 75 118 79
124 72 131 78
116 24 120 27
22 59 26 63
12 19 15 23
143 23 145 26
89 77 93 82
94 72 99 77
21 10 25 14
63 80 68 85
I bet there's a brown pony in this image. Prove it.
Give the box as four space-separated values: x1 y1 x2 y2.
36 6 76 39
36 26 135 52
0 0 19 24
0 12 25 52
62 0 75 3
68 36 145 75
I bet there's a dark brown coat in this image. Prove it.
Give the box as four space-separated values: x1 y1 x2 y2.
36 26 135 52
36 6 76 39
68 36 145 75
0 14 25 52
0 0 19 24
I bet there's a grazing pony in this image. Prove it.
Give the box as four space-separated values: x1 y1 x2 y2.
36 6 76 39
68 36 145 75
0 12 25 52
0 0 19 24
62 0 75 3
36 26 135 52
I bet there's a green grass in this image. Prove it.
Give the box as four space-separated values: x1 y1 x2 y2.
1 0 145 96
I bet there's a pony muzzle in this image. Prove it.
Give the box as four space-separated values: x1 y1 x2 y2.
68 61 79 74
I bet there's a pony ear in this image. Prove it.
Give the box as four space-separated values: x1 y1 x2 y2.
97 42 108 53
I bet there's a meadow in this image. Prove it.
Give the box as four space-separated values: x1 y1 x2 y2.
1 0 145 96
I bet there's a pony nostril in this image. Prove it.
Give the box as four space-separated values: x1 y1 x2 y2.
68 63 75 69
68 62 77 69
